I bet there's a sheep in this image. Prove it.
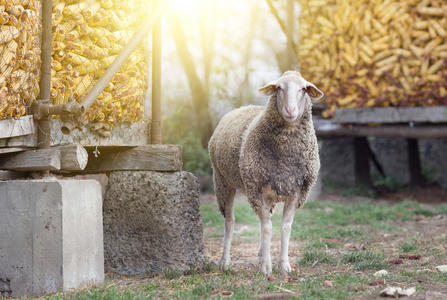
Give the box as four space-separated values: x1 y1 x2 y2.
208 70 323 275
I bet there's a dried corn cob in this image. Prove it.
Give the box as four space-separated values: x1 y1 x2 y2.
50 0 150 126
298 0 447 117
0 0 41 120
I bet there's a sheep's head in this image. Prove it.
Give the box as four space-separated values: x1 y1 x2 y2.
258 71 324 123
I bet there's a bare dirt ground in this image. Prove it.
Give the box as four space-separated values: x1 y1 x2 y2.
200 187 447 299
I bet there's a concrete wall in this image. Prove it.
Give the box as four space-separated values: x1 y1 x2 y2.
0 178 104 298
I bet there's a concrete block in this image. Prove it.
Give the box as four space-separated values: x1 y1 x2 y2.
0 178 104 298
104 171 206 275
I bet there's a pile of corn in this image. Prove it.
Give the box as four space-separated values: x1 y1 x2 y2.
0 0 41 120
298 0 447 118
51 0 150 132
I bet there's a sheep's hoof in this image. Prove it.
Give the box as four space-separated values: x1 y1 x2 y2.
280 261 292 275
218 258 230 271
260 260 272 275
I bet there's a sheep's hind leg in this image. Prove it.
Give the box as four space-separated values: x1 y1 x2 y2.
217 184 236 271
279 194 300 275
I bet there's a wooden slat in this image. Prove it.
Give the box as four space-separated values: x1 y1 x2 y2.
0 115 35 139
333 107 447 124
0 134 38 148
0 148 27 154
314 119 447 139
0 148 60 171
82 145 182 172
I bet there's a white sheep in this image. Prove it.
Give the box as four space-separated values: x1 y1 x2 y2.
208 71 323 275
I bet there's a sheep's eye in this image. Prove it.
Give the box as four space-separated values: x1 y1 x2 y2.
276 86 282 91
301 87 307 92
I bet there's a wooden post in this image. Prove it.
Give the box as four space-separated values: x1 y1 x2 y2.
151 0 162 145
286 0 295 70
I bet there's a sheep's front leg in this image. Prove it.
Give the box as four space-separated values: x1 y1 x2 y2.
218 190 236 271
280 194 300 274
257 202 273 275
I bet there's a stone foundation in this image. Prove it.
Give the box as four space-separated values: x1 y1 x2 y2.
103 171 206 275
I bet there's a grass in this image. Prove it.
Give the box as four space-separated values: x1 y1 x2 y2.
299 250 337 266
341 251 389 271
24 193 447 300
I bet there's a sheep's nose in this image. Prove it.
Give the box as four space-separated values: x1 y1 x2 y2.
286 106 296 115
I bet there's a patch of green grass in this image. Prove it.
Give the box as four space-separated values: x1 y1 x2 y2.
305 240 341 250
234 203 260 225
163 268 183 280
299 250 337 266
400 241 417 253
45 285 150 300
200 202 223 229
341 251 388 271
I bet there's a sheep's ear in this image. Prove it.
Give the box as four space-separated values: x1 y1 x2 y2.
258 83 277 96
305 82 324 101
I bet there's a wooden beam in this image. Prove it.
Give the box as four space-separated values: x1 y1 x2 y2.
0 144 88 172
314 119 447 139
82 145 182 173
333 107 447 124
59 144 88 171
0 115 35 139
0 148 60 171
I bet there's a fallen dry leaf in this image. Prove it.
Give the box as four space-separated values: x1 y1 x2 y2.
435 265 447 273
344 242 366 250
399 254 422 260
373 270 388 277
369 279 386 286
386 258 404 264
324 280 333 288
288 276 299 282
267 276 276 282
234 282 241 287
289 262 295 268
380 286 416 298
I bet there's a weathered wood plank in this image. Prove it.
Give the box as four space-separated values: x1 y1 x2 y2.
0 148 27 154
59 144 89 171
0 133 38 148
314 119 447 139
82 145 182 172
333 107 447 124
0 115 35 139
0 148 60 171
